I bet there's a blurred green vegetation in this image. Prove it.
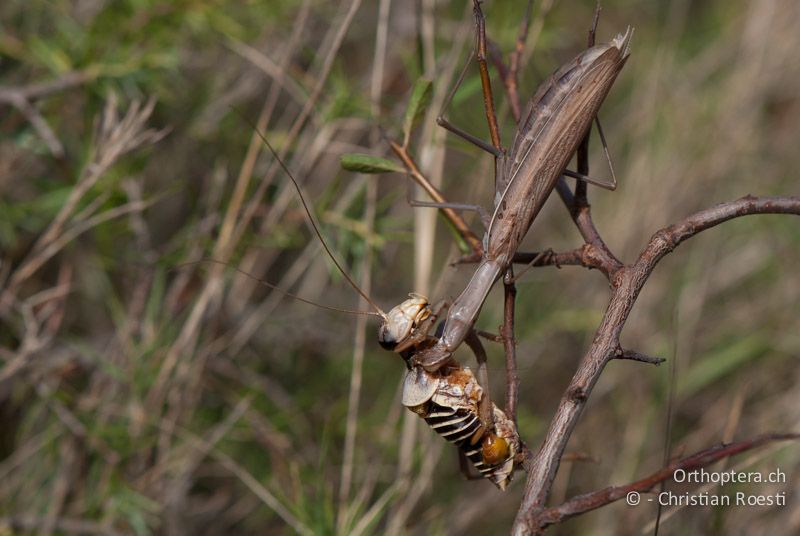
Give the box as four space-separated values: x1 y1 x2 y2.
1 0 798 534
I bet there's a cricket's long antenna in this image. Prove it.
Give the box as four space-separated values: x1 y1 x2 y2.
176 259 380 317
239 111 387 319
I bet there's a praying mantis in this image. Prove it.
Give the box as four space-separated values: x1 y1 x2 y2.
376 3 630 488
259 1 631 489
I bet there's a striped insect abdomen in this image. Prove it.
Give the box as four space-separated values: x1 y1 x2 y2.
424 402 482 446
403 365 519 490
423 402 495 476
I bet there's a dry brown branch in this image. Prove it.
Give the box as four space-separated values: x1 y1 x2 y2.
511 245 618 275
512 195 800 534
389 139 483 256
531 433 799 531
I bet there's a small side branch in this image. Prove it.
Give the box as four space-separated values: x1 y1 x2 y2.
556 172 623 281
614 347 664 366
388 140 483 256
472 0 502 150
532 433 799 530
456 245 622 279
514 245 621 279
502 268 519 422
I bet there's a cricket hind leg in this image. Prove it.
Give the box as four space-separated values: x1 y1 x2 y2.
465 330 494 432
458 449 488 481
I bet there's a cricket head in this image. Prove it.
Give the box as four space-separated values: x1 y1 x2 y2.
378 293 432 352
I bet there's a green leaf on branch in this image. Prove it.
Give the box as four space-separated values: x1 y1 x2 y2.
402 78 433 140
340 153 404 174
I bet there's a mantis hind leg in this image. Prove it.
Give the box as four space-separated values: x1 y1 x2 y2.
407 197 491 231
436 50 499 157
563 117 618 191
436 8 503 157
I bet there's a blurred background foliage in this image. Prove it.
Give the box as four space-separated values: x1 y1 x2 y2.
1 0 798 534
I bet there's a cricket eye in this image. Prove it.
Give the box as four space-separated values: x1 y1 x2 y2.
378 322 399 350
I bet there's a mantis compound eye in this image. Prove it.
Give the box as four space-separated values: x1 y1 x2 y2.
378 294 430 350
481 432 511 466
